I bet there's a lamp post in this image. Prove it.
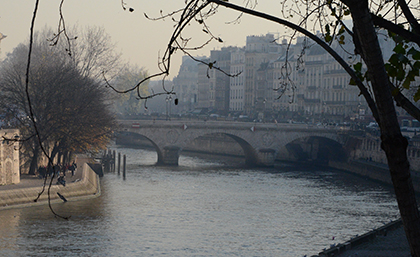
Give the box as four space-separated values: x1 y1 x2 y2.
165 95 172 121
165 97 169 121
263 98 266 123
168 96 172 121
254 99 258 120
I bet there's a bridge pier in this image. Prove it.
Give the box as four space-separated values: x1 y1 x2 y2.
256 149 276 167
158 146 181 166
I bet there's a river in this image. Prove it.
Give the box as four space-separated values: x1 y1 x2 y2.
0 147 400 257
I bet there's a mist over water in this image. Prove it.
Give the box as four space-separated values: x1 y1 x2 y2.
0 147 399 257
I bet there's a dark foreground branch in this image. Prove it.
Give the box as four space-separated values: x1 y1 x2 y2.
208 0 380 121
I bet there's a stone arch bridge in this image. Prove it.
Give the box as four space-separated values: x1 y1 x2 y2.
118 120 348 167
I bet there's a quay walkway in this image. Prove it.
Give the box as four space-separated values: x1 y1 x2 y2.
317 219 411 256
0 155 100 210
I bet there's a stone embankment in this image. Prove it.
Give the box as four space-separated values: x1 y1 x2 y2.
316 219 410 257
0 157 101 210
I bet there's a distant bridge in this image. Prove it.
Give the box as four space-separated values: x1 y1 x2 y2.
118 120 349 166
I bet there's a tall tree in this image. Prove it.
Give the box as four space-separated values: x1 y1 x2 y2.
342 1 420 253
0 28 116 174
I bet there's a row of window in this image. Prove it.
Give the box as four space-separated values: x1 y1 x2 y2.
230 101 244 111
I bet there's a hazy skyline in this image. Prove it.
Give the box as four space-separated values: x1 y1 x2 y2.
0 1 288 79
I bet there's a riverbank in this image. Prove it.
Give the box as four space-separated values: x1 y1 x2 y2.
316 219 410 256
0 155 101 210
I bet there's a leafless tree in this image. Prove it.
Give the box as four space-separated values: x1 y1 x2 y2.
111 65 150 117
0 27 116 218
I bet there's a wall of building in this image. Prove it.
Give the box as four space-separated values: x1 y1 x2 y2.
173 56 200 113
0 129 20 185
174 32 397 125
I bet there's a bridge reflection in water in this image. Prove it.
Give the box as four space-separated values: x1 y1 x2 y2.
118 120 347 167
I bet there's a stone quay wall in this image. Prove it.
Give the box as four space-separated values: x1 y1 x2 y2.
0 129 20 186
0 162 100 209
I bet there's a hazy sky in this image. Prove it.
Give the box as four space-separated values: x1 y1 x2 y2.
0 1 287 79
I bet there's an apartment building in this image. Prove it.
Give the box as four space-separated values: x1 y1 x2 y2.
173 55 199 113
174 32 398 123
229 48 245 112
244 34 283 115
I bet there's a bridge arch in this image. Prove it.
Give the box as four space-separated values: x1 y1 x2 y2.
116 131 164 163
182 132 261 166
283 136 346 164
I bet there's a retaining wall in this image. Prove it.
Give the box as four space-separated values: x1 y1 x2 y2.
0 163 100 209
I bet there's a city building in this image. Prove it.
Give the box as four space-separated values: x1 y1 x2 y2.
210 47 235 115
197 58 211 110
229 47 245 113
174 31 401 123
173 56 200 113
244 34 284 116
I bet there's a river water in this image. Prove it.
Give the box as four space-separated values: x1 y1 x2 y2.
0 147 400 257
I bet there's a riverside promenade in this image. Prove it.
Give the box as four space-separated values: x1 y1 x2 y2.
317 219 411 256
0 155 101 210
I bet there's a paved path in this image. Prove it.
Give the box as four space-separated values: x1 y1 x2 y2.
334 226 410 257
0 155 97 208
0 155 86 191
317 220 411 256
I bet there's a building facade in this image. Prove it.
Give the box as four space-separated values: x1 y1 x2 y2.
244 34 283 116
174 32 397 123
210 47 235 115
229 48 245 112
196 59 211 110
173 56 199 113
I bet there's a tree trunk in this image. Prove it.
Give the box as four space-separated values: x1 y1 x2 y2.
50 144 60 165
28 139 39 175
345 0 420 255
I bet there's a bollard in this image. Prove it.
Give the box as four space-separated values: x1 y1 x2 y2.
112 150 116 172
123 154 126 180
118 152 121 175
103 149 109 173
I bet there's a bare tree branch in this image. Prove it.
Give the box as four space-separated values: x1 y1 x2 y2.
208 0 380 121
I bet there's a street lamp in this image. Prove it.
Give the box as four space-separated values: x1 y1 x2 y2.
254 99 258 120
169 96 172 121
263 98 266 122
165 96 169 121
165 95 172 121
